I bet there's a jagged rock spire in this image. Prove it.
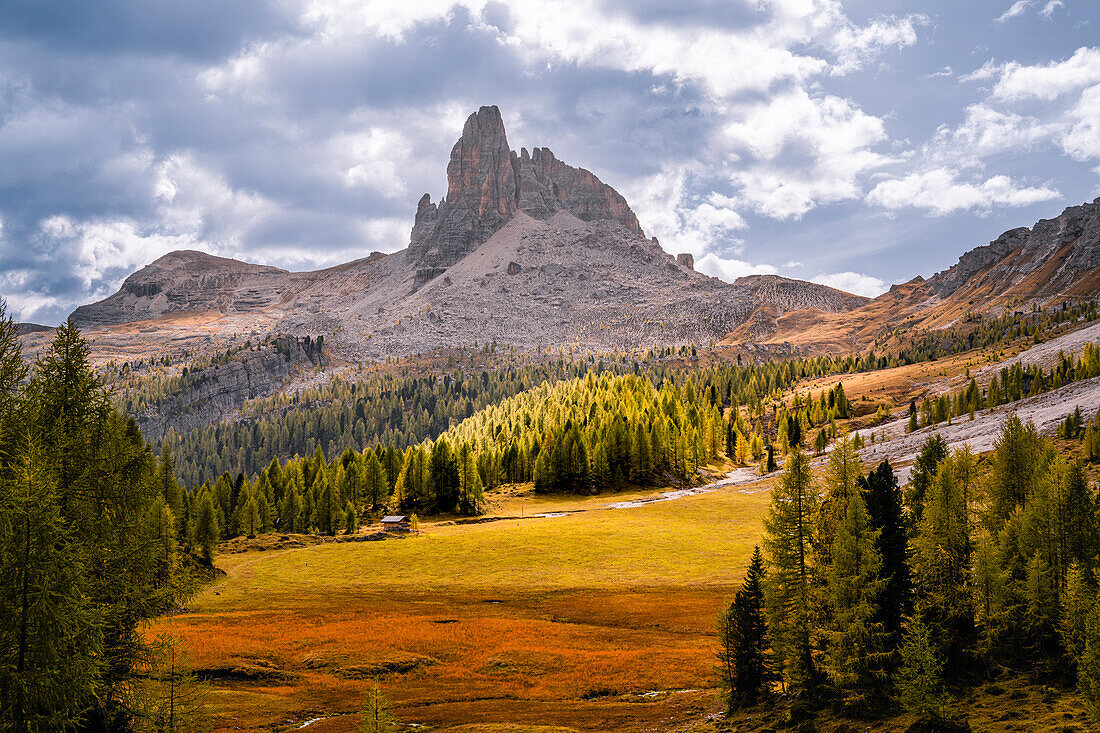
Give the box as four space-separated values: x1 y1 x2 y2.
408 105 645 285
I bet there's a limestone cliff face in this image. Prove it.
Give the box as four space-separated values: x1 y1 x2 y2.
134 338 320 439
408 105 644 285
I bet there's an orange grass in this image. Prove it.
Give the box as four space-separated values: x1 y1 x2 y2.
154 482 773 731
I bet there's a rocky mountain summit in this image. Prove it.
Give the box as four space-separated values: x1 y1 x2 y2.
408 106 642 286
67 106 869 360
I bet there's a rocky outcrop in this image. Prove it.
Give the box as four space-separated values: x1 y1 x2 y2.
676 253 694 270
735 274 868 314
63 106 874 361
407 105 645 286
926 198 1100 303
71 250 289 327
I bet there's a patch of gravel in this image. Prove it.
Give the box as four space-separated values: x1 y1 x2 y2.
981 320 1100 374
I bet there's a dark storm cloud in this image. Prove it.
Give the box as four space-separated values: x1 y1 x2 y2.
0 0 301 60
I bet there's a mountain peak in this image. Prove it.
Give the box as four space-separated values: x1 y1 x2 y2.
407 106 644 286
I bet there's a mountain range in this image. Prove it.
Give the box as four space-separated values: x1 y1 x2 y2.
53 105 1100 362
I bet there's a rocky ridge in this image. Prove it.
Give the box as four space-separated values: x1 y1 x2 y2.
65 105 870 360
726 198 1100 352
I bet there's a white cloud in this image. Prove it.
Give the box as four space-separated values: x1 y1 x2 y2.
992 46 1100 101
696 252 778 283
37 215 195 292
827 14 928 74
866 169 1060 215
153 154 275 243
811 271 888 298
926 66 953 78
626 168 748 258
327 127 411 195
959 59 1003 83
1062 84 1100 162
934 103 1060 156
996 1 1034 23
785 260 803 268
1040 1 1064 19
722 88 896 219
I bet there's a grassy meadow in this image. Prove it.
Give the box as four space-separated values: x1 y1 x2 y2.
158 478 776 732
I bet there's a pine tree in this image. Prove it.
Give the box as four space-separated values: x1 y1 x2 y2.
763 449 819 695
716 547 770 709
824 488 891 714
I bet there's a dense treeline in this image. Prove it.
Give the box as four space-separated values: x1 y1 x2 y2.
0 305 200 731
161 350 895 488
170 350 900 534
718 417 1100 727
161 359 621 487
180 372 728 539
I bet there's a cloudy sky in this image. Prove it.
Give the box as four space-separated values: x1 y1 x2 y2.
1 0 1099 323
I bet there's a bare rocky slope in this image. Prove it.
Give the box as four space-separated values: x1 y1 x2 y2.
732 197 1100 352
70 106 866 359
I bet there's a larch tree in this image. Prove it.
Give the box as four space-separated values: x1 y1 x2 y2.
905 434 947 527
0 436 102 733
194 493 220 563
896 616 952 726
824 488 891 714
763 449 820 695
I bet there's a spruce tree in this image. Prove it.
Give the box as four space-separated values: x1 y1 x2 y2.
717 547 770 709
860 460 911 646
763 449 819 695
